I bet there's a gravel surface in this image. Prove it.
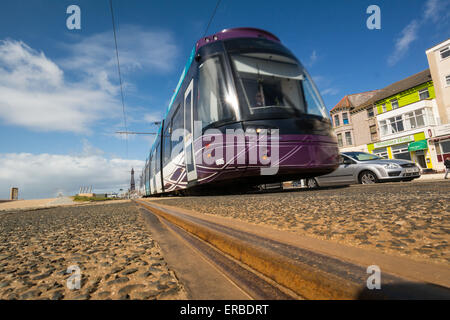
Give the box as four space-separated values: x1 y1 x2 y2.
0 202 187 300
154 181 450 265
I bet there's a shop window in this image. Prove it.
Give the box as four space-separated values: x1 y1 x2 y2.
337 133 343 147
391 143 411 161
441 140 450 154
345 131 352 145
419 88 430 100
373 147 388 158
391 99 399 109
342 112 349 125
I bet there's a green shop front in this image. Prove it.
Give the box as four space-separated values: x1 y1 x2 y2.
367 132 433 169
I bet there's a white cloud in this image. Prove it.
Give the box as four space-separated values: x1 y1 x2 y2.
0 26 179 133
60 25 179 89
308 50 318 67
81 139 105 157
143 112 163 124
387 20 419 66
322 88 340 96
424 0 440 22
0 39 120 133
388 0 449 66
0 152 144 199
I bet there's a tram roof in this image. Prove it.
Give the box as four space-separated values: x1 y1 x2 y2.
195 27 280 53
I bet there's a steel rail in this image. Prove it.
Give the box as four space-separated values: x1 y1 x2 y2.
134 199 450 300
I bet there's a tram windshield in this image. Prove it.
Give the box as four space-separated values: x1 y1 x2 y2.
230 52 328 119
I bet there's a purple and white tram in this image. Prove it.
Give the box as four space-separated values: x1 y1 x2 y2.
143 27 339 196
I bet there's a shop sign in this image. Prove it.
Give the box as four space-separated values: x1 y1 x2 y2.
373 135 414 148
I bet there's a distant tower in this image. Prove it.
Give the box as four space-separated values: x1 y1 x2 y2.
130 168 135 192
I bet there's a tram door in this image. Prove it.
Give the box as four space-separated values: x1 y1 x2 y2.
184 79 197 182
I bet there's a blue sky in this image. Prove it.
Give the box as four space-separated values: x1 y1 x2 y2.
0 0 449 199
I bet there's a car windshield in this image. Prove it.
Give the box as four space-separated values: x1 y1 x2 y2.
344 152 382 161
230 53 328 118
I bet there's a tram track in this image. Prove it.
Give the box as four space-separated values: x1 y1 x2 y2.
135 199 450 300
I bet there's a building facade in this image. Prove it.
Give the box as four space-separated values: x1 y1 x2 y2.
426 39 450 166
329 38 449 170
366 70 441 170
329 91 380 152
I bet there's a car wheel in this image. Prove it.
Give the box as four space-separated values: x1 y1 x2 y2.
359 171 378 184
307 178 318 189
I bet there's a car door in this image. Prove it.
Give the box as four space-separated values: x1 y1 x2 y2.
317 154 355 186
338 155 358 184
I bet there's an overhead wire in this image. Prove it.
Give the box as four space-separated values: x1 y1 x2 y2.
108 0 129 158
203 0 222 37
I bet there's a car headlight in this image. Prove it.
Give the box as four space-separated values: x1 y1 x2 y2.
384 163 400 169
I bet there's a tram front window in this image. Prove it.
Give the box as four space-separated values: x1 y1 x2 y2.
196 56 235 129
230 53 328 119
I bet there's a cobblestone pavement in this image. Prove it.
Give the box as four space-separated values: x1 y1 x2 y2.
154 181 450 265
0 202 187 300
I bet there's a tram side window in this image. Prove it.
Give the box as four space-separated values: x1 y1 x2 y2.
171 105 184 157
144 163 148 183
150 154 154 178
155 143 161 173
197 56 232 129
163 126 171 165
147 158 152 180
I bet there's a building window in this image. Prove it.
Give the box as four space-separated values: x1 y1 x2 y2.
373 147 388 158
337 133 343 147
345 131 352 145
405 109 425 130
419 88 430 100
391 99 399 109
382 103 387 113
369 125 377 141
391 143 411 161
389 116 404 133
367 107 374 118
440 46 450 59
342 112 349 125
334 114 340 127
380 120 388 136
446 75 450 86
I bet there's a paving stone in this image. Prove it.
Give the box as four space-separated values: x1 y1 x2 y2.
50 291 64 300
118 284 145 295
0 202 187 300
